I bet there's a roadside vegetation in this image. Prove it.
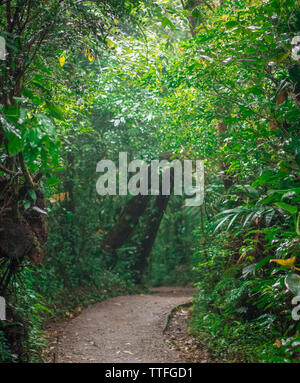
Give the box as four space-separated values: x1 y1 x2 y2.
0 0 299 362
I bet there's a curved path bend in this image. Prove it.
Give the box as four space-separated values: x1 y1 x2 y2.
54 286 195 363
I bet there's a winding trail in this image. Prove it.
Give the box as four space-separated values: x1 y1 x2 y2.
53 287 195 363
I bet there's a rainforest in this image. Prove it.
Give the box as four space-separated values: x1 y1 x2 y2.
0 0 300 364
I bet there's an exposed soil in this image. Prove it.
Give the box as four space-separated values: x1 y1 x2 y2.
45 286 212 363
164 305 214 363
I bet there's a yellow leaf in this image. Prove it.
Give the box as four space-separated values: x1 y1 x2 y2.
88 54 94 62
270 256 296 268
113 18 119 25
273 339 281 348
106 38 116 48
274 51 290 63
59 55 65 67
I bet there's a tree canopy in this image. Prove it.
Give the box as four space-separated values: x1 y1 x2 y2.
0 0 300 363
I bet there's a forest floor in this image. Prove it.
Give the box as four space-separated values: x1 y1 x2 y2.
44 286 213 363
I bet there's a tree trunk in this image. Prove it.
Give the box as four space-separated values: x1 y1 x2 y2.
134 194 171 282
101 194 151 263
134 166 175 281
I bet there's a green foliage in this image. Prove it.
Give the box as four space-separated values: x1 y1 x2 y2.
1 0 300 363
147 197 198 286
190 230 300 362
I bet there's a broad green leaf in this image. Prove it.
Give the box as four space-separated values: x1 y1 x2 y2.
46 176 61 186
275 202 297 215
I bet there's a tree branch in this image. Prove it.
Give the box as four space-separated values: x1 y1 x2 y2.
18 152 34 187
0 163 21 176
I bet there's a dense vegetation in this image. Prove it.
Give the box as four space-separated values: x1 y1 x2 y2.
0 0 300 363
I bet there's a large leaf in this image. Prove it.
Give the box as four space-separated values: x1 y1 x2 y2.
275 202 297 215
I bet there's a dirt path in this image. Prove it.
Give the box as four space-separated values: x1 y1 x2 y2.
51 287 196 363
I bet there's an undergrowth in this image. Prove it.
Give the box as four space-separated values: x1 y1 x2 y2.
190 230 300 363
